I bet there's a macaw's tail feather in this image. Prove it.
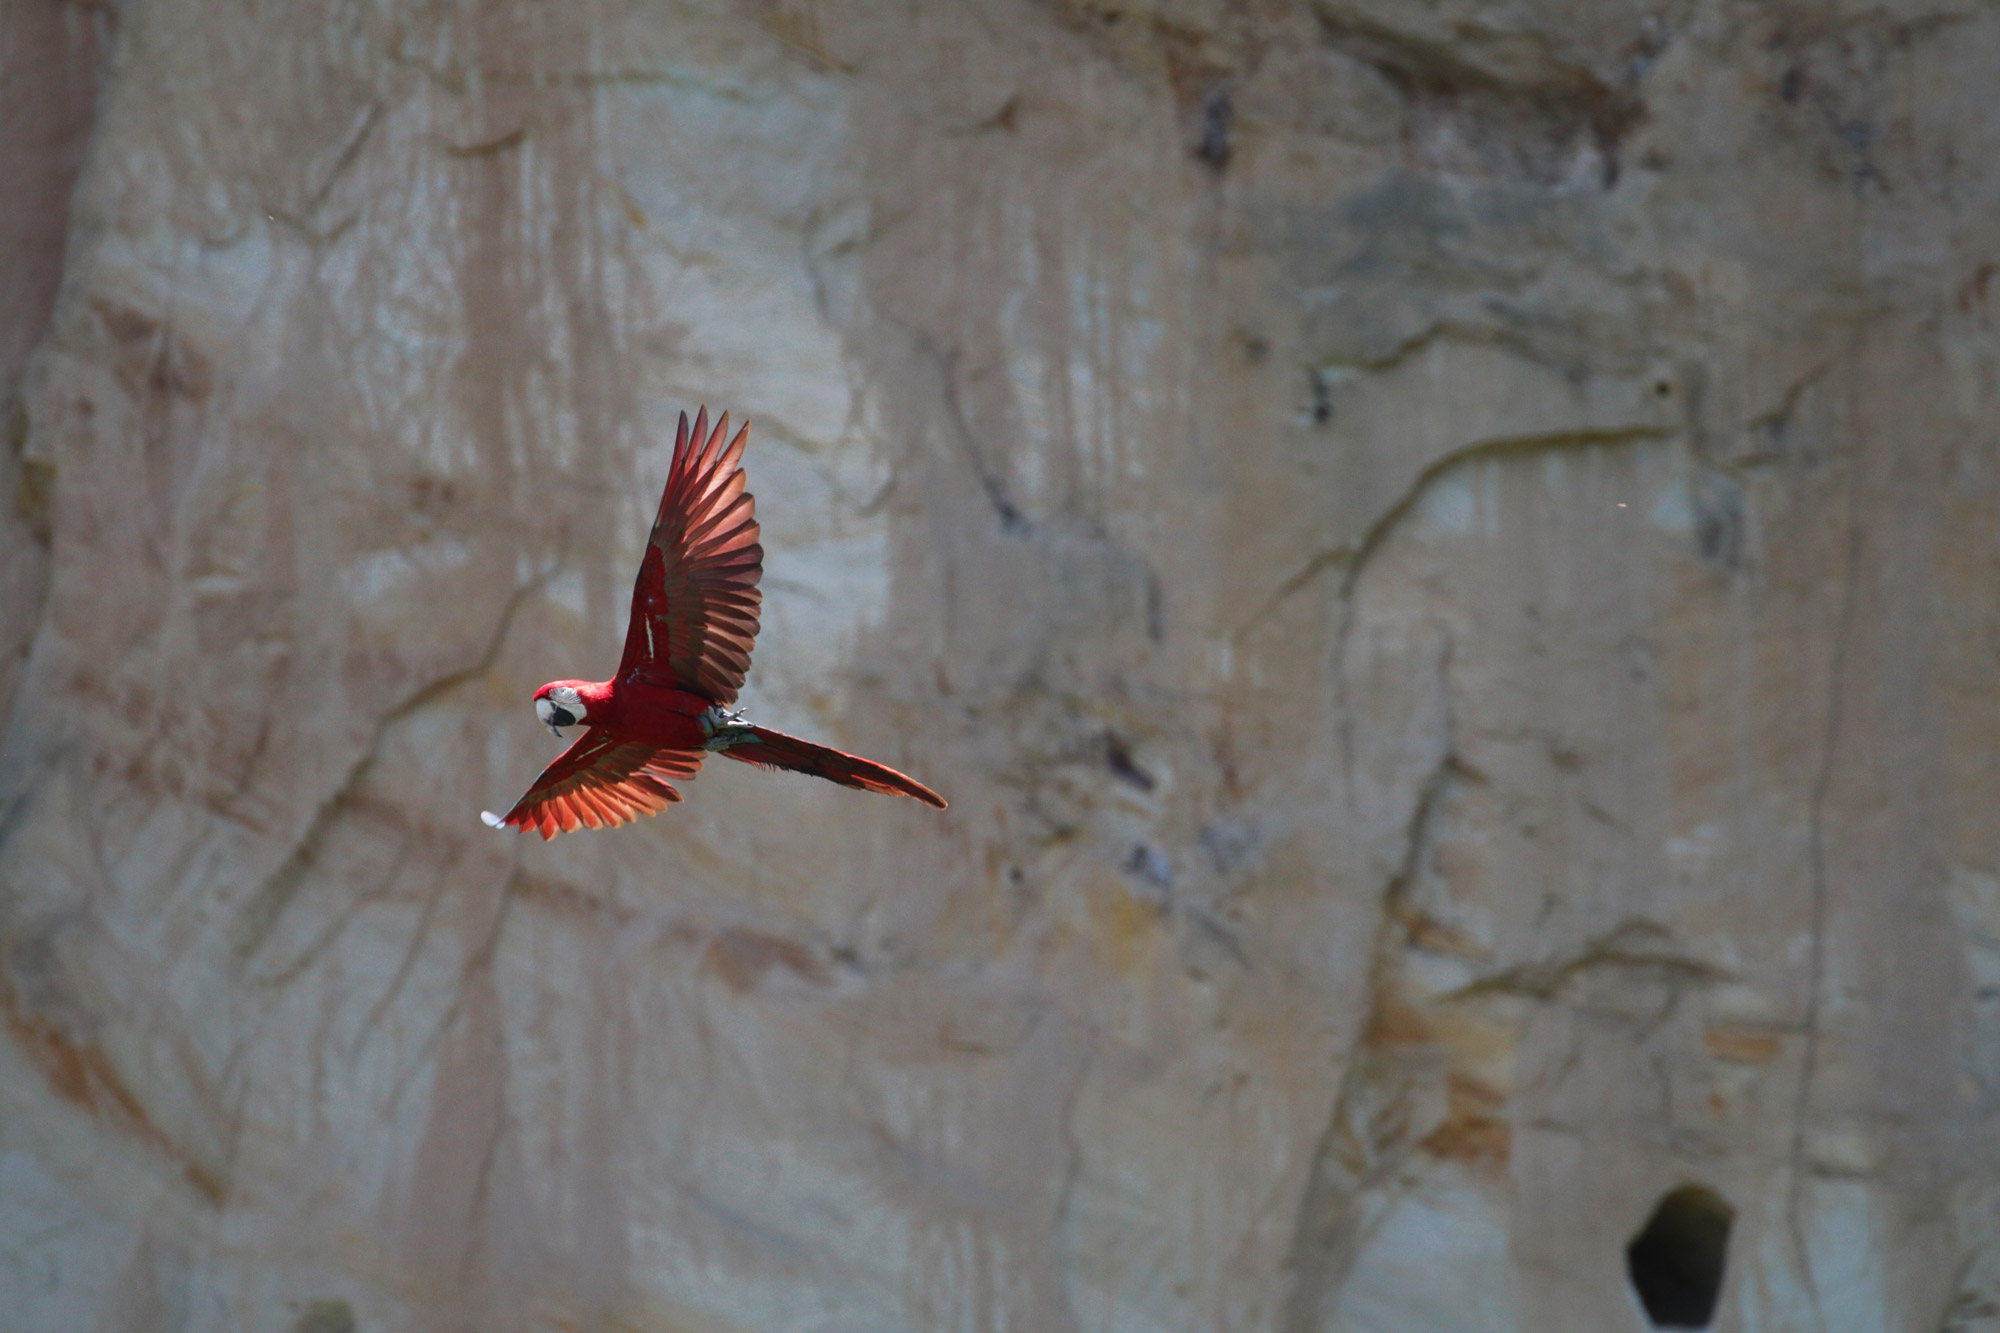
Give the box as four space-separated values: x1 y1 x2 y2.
721 726 947 809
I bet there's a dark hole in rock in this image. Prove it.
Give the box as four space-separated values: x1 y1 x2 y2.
1122 841 1174 890
1309 368 1334 424
1626 1185 1734 1329
1104 731 1155 791
1196 86 1231 169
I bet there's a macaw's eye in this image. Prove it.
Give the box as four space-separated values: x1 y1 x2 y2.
549 706 576 728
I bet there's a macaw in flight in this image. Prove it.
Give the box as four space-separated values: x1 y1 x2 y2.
483 408 945 840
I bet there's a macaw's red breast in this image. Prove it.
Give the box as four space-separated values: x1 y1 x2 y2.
606 678 715 750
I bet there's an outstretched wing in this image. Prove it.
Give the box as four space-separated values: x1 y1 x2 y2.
618 407 763 704
718 724 948 809
482 728 706 840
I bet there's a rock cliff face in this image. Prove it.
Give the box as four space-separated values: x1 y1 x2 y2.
4 1 1999 1330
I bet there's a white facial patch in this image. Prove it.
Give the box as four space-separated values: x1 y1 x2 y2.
535 688 587 730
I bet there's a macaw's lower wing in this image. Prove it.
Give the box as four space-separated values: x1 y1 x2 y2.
717 725 946 809
483 728 707 840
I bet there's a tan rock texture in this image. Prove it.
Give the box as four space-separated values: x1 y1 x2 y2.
3 1 1999 1330
0 1 102 733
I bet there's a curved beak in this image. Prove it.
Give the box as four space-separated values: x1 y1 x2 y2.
536 696 577 739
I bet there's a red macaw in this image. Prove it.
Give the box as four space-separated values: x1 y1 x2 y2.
483 408 945 839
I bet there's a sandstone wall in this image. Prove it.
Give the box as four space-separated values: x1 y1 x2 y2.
3 2 1998 1330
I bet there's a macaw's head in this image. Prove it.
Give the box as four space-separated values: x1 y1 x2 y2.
533 681 588 737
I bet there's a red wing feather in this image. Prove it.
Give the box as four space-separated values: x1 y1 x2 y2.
485 728 707 840
619 407 764 704
718 725 947 809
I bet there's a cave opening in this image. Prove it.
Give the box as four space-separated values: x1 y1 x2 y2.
1625 1184 1735 1329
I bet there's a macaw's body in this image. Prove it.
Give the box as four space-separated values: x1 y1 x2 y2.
483 408 945 840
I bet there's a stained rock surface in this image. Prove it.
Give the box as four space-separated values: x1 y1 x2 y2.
3 2 1999 1330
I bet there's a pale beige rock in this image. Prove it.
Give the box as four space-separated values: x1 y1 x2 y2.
3 1 1999 1330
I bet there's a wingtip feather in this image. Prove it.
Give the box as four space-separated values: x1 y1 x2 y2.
892 777 949 809
481 810 507 829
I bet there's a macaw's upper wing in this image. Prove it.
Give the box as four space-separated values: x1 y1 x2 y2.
482 728 706 840
618 407 763 704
